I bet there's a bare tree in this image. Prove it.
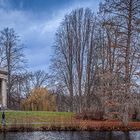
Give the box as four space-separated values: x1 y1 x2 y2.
30 70 49 88
0 28 26 107
51 8 101 112
51 14 75 111
100 0 140 124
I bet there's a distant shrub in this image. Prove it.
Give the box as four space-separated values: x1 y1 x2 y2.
76 110 104 120
21 88 56 111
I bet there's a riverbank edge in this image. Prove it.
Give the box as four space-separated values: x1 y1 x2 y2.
0 123 140 132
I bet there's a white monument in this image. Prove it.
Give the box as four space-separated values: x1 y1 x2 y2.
0 69 8 109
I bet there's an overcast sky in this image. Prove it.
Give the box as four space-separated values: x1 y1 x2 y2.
0 0 101 72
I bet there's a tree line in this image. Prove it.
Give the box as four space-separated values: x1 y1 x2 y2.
51 0 140 124
0 28 51 109
0 0 139 124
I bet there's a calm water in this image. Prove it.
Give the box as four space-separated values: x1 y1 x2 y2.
0 131 140 140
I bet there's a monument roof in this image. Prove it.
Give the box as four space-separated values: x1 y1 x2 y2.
0 68 8 75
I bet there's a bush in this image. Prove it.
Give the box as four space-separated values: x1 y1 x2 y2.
76 110 104 120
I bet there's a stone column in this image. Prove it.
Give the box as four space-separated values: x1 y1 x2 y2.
2 79 7 108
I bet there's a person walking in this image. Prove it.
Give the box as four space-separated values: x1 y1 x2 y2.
2 111 6 126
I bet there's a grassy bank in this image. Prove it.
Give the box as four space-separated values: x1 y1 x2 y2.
0 111 74 124
0 111 140 132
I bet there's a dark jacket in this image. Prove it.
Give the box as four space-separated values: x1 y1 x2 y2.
2 112 5 120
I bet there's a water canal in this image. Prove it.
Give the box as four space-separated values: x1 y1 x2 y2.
0 131 140 140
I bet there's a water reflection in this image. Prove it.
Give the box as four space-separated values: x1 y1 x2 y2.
0 131 139 140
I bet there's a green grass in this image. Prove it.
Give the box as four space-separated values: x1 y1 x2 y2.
0 111 74 125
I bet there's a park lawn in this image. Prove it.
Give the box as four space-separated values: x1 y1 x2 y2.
0 111 75 125
0 111 140 131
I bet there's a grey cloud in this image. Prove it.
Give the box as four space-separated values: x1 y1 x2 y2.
0 0 100 71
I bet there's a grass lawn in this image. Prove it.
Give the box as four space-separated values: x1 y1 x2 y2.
0 111 74 125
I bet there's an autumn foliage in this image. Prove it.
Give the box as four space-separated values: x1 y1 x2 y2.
21 88 56 111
